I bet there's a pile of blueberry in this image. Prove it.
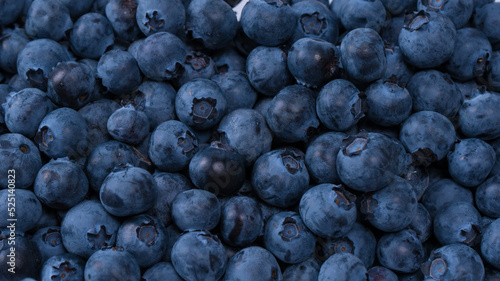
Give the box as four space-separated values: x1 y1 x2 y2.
1 0 500 280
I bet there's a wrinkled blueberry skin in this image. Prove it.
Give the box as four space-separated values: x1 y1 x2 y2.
407 203 432 243
105 0 141 42
85 140 141 191
136 32 187 81
399 111 456 161
0 232 42 280
377 229 425 273
69 13 114 60
482 218 500 270
79 99 121 147
287 38 341 88
290 0 338 44
16 39 70 91
252 147 310 208
365 78 412 127
300 184 356 238
97 50 142 96
175 78 227 130
264 211 316 264
383 45 415 85
459 89 500 140
61 200 121 259
0 0 24 25
418 0 473 29
136 0 185 37
488 51 500 91
406 70 462 118
148 172 191 227
474 2 500 50
134 81 177 130
84 247 141 281
444 28 492 81
25 0 73 41
142 262 183 281
224 246 282 281
116 214 167 268
283 257 320 281
40 253 85 281
476 175 500 218
341 28 387 83
448 138 495 187
0 189 41 233
422 244 485 280
246 46 294 96
171 231 227 281
318 253 368 281
241 0 296 46
35 108 89 159
0 27 30 74
186 0 237 49
399 11 456 68
339 0 386 32
337 132 408 192
218 108 272 167
148 120 199 172
266 85 319 143
220 196 263 247
34 158 89 210
0 133 42 189
32 226 67 263
316 79 364 131
107 106 150 145
100 165 157 217
433 201 482 246
212 71 258 112
172 189 220 231
361 177 418 232
189 142 246 196
305 131 347 184
421 178 474 218
3 88 54 138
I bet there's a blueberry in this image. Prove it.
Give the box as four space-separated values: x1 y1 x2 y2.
219 196 263 247
172 189 221 231
185 0 238 49
458 88 500 140
339 0 386 32
133 81 177 129
282 257 320 281
135 0 185 37
104 0 141 42
142 262 183 281
189 141 246 196
337 132 408 192
340 28 387 83
287 38 341 88
59 0 94 17
246 46 294 96
433 201 482 246
61 200 121 258
316 79 365 131
421 178 474 218
34 107 89 159
0 0 25 25
422 244 485 280
305 132 346 184
241 0 296 46
380 0 414 15
148 120 199 172
16 39 70 90
476 175 500 218
399 111 456 163
84 247 141 281
0 231 42 280
212 47 246 73
398 11 456 69
252 147 310 207
171 231 227 281
99 164 157 217
69 13 114 60
175 78 227 130
407 203 432 243
224 246 283 281
488 51 500 92
318 253 368 281
367 266 398 281
383 45 414 85
25 0 73 41
3 88 54 138
406 70 462 118
97 50 142 96
0 27 30 74
376 229 425 273
78 99 121 148
380 16 405 45
0 189 42 233
211 71 258 112
175 51 218 86
482 218 500 270
0 133 42 189
264 211 316 264
40 253 85 281
290 0 339 44
32 226 67 263
107 105 150 145
365 77 413 127
300 184 357 238
34 158 89 210
474 2 500 50
418 0 473 29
